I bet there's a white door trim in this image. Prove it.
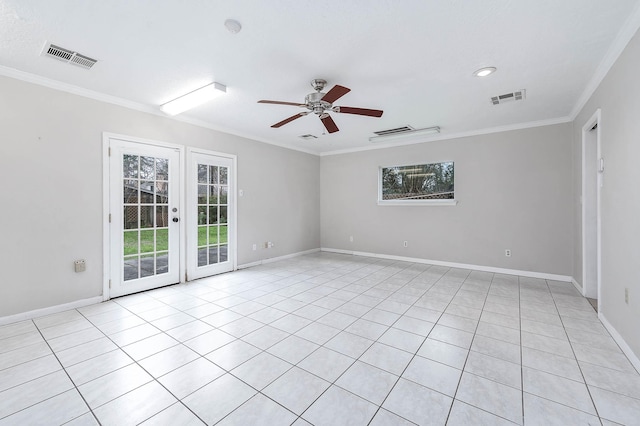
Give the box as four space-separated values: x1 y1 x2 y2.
186 147 238 279
102 132 186 300
580 109 602 302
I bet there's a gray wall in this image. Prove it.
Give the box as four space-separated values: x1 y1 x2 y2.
321 124 573 276
573 30 640 357
0 76 320 317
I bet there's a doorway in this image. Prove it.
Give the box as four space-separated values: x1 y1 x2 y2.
581 109 601 308
106 136 182 298
103 135 236 299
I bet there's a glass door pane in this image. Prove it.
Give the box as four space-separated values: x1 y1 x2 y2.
188 151 234 281
122 155 171 280
196 164 229 266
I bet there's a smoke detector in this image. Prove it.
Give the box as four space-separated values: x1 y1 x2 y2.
224 19 242 34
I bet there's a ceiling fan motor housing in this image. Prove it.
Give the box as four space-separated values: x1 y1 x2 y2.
305 92 331 115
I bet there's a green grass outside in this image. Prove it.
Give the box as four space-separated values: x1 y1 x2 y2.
124 225 226 256
198 225 228 247
124 229 168 255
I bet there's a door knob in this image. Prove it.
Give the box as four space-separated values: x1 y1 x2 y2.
172 217 179 223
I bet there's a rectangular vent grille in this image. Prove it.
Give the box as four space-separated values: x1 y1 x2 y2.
491 90 526 105
373 126 414 136
42 43 98 69
299 134 318 140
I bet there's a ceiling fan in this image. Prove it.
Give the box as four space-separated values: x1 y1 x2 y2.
258 79 383 134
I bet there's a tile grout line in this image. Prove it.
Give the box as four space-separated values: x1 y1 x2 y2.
4 253 635 425
75 305 211 425
212 258 388 425
30 314 101 425
518 276 524 426
364 267 469 425
546 279 603 423
444 271 523 425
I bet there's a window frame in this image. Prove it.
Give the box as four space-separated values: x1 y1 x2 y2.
377 161 458 206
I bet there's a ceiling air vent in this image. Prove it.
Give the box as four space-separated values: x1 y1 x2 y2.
41 43 98 70
491 89 526 105
299 134 318 140
373 125 414 136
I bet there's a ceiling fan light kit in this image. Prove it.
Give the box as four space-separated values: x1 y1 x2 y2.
258 79 383 134
160 82 227 116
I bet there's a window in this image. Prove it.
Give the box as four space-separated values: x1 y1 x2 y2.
379 162 456 205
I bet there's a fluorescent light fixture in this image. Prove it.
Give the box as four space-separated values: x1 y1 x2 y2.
160 82 226 115
369 126 440 143
474 67 496 77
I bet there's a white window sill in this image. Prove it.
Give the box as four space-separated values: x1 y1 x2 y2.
377 199 458 206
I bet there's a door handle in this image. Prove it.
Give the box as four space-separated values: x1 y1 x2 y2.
172 217 179 223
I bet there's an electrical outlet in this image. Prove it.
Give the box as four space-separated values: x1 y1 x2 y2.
252 243 257 251
505 249 511 257
403 240 408 248
268 241 274 248
74 259 86 273
349 235 354 242
625 288 629 304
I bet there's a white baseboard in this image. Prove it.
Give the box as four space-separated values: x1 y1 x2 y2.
238 248 321 270
599 313 640 374
571 278 584 295
321 248 572 282
0 296 103 326
237 260 263 270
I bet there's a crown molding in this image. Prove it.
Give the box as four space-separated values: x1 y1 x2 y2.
0 65 319 156
569 2 640 120
319 116 572 157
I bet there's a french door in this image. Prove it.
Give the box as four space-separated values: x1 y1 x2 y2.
186 150 235 280
108 138 181 297
105 136 236 299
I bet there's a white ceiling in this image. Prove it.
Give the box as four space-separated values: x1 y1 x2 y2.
1 0 639 155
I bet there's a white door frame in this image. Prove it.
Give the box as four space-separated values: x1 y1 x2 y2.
581 109 602 302
102 132 186 300
186 147 238 280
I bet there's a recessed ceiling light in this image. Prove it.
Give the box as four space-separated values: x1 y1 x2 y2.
160 82 227 116
474 67 497 77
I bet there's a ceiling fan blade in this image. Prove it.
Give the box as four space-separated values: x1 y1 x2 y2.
321 85 351 104
320 114 339 133
271 112 309 128
334 106 384 117
258 100 306 107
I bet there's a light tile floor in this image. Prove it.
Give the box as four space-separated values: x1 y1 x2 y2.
1 252 639 425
